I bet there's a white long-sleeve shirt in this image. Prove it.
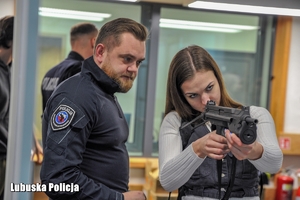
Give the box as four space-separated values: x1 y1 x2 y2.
159 106 283 200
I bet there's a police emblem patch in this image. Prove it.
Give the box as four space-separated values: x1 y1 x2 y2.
51 104 76 131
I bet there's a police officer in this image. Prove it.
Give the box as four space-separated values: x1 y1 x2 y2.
40 18 148 200
0 15 14 200
41 22 98 111
0 15 43 200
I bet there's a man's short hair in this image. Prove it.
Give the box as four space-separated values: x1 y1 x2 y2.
0 15 14 49
95 18 148 52
70 22 98 43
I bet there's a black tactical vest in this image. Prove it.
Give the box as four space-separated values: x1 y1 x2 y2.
178 122 259 199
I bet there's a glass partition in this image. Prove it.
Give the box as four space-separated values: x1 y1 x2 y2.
152 7 273 155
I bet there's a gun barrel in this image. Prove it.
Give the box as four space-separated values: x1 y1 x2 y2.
245 117 258 124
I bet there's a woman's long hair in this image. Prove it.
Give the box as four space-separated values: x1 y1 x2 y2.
165 45 242 121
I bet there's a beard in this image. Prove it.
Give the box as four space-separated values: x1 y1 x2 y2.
102 61 135 93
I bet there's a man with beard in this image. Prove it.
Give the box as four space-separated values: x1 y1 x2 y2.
40 18 148 200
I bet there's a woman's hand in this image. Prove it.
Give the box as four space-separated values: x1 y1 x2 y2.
192 130 230 159
225 129 263 160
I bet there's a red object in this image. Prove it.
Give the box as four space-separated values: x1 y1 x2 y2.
276 175 294 200
296 187 300 199
279 137 291 150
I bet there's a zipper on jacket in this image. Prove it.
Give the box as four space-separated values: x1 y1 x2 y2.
113 95 123 118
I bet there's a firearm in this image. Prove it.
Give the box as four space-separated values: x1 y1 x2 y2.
201 100 258 144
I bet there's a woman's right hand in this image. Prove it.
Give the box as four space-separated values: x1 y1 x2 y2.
192 130 230 159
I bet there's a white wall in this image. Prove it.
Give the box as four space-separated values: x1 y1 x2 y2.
284 17 300 134
0 0 14 18
281 17 300 169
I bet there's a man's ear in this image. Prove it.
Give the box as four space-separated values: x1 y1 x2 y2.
91 37 96 49
94 43 105 63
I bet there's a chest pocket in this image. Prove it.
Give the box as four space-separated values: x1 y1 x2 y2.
46 97 89 155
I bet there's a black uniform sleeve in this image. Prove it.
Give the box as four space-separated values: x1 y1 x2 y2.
40 97 124 200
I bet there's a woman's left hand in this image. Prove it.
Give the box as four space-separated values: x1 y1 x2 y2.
224 129 263 160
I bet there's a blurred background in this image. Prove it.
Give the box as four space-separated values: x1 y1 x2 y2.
2 0 300 199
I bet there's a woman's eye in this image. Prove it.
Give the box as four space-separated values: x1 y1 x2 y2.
189 94 197 98
206 85 213 91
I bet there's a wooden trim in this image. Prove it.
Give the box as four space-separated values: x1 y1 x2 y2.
129 184 144 191
269 16 292 136
129 157 147 168
269 17 300 155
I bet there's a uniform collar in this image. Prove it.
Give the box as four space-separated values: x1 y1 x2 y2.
82 56 120 94
67 51 84 61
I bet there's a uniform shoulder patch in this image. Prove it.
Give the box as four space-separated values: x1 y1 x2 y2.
51 104 76 131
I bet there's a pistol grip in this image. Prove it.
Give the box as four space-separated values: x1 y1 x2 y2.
216 126 226 137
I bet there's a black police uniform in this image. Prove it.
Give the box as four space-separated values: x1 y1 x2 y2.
0 59 10 199
41 51 84 111
0 59 10 162
40 56 129 200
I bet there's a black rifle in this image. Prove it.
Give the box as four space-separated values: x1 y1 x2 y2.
182 100 258 144
204 101 259 199
203 100 258 144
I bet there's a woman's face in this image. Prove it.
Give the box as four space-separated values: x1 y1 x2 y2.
181 70 221 112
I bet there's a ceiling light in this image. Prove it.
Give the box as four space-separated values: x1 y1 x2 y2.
39 7 111 22
161 19 258 30
188 1 300 17
159 18 259 33
117 0 138 2
160 23 240 33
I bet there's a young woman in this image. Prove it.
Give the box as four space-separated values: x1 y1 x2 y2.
159 45 283 200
